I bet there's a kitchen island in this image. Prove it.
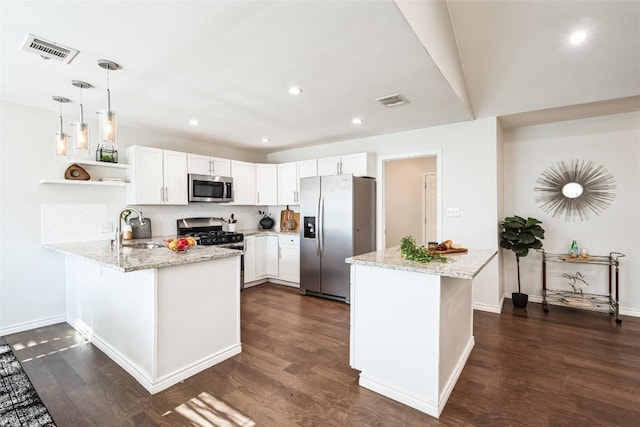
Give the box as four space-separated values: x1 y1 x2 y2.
346 247 496 418
45 239 244 394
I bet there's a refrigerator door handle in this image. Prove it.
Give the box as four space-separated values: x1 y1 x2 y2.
315 196 321 256
319 196 325 254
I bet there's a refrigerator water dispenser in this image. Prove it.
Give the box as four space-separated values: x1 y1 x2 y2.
303 217 316 238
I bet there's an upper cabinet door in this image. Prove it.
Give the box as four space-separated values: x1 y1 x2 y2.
231 160 257 205
211 157 231 177
187 153 212 175
297 159 317 179
317 156 342 176
340 152 375 177
163 150 188 205
187 154 231 177
256 164 278 205
128 146 164 205
277 162 298 205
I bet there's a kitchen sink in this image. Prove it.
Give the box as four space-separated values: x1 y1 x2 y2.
123 241 162 249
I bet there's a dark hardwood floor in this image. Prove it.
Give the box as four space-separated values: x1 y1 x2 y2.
4 283 640 426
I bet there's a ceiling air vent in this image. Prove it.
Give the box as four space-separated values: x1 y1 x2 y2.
376 93 409 108
20 33 79 64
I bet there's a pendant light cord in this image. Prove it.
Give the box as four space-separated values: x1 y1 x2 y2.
79 85 84 123
59 100 63 133
106 68 111 112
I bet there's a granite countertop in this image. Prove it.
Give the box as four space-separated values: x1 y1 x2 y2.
241 229 299 236
44 237 244 273
346 246 497 280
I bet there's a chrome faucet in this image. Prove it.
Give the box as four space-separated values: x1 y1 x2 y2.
115 207 145 250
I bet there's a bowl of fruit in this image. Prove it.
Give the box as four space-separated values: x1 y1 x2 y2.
164 237 196 252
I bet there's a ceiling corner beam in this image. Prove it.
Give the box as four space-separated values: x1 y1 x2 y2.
394 0 475 120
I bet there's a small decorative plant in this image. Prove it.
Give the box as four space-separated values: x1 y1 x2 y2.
228 213 237 224
400 236 447 263
499 215 545 308
258 210 271 218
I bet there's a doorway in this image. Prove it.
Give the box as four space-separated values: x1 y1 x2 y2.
382 155 439 249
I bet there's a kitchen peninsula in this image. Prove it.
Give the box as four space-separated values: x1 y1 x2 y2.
346 247 496 418
45 240 243 394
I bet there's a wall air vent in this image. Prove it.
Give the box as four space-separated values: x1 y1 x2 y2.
376 93 409 108
20 33 79 64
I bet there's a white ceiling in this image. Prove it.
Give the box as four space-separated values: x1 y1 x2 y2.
1 1 639 153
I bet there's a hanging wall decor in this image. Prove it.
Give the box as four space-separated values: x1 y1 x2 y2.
534 159 616 222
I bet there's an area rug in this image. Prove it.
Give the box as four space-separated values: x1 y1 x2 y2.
0 341 56 426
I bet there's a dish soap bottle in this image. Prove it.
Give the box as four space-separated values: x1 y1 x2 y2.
570 240 579 258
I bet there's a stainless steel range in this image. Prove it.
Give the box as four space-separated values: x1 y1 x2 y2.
176 217 244 247
176 217 245 288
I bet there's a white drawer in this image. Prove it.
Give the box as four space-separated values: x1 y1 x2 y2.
279 234 299 246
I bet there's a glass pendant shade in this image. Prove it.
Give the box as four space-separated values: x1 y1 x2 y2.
98 109 117 144
55 131 68 156
52 95 70 157
72 121 89 150
71 80 91 152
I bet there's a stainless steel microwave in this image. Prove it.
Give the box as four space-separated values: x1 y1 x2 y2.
188 174 233 202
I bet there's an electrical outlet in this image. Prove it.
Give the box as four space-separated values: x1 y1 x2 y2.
100 222 113 233
446 208 460 217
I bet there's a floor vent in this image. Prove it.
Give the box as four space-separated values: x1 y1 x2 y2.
20 34 79 64
376 93 409 108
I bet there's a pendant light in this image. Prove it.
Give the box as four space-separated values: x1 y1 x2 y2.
97 59 119 146
52 95 71 157
71 80 91 153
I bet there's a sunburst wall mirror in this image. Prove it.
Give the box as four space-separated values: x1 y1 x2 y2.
534 159 616 222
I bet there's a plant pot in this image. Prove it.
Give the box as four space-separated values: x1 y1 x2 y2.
512 292 528 308
259 217 274 230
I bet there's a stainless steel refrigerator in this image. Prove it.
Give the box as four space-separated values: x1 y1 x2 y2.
299 175 376 302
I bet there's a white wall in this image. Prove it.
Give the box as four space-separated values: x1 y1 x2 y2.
503 111 640 316
0 101 267 335
269 117 502 312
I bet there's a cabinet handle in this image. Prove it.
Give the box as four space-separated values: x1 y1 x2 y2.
336 162 340 175
160 187 164 202
209 159 213 174
339 161 343 175
164 187 168 202
257 192 260 204
293 190 297 203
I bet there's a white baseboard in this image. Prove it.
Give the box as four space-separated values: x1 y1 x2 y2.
0 314 66 337
67 315 241 394
473 302 502 314
266 278 300 288
358 337 474 419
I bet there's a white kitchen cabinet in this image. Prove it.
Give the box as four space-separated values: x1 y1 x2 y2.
231 160 257 205
278 160 317 205
256 164 278 205
187 153 231 177
127 146 188 205
244 236 257 283
298 159 317 179
277 162 298 205
318 155 343 176
278 235 300 284
317 153 375 177
256 235 279 278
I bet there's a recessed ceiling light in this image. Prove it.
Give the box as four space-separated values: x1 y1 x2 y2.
288 86 302 96
262 137 270 143
352 117 363 125
189 119 199 126
570 31 587 45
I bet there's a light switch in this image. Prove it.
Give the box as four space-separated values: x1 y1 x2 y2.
446 208 460 217
100 222 113 233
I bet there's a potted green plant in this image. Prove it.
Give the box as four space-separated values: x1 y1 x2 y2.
499 215 545 308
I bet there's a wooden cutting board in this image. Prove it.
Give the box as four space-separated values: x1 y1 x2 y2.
280 208 300 232
428 247 468 254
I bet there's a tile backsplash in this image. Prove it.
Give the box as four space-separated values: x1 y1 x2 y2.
41 203 269 244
